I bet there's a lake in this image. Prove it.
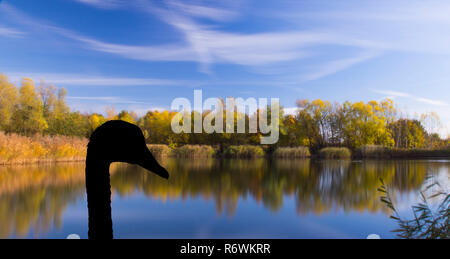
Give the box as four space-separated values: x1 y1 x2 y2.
0 159 448 239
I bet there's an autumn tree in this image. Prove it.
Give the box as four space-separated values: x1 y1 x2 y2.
0 75 18 132
118 110 136 124
11 78 48 135
389 119 425 148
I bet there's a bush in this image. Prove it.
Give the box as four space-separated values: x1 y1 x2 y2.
147 144 172 157
223 145 265 158
173 145 215 158
273 147 310 158
318 147 351 159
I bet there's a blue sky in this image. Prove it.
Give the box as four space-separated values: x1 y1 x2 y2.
0 0 449 135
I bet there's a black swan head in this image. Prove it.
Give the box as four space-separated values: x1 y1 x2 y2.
88 120 169 178
85 120 169 239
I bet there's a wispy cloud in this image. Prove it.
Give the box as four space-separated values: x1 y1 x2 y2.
279 1 450 56
0 1 383 75
67 96 145 104
301 51 380 81
0 26 24 38
165 1 239 22
4 72 195 87
372 89 448 106
73 0 123 9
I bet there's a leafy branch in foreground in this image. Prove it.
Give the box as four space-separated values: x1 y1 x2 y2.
379 177 449 239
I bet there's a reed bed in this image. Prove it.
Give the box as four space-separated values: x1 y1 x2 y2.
172 145 215 158
147 144 172 157
318 147 352 159
354 145 390 159
273 147 311 158
223 145 265 158
0 132 87 164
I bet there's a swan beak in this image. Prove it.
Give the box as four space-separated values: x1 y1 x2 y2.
139 149 169 179
150 164 169 179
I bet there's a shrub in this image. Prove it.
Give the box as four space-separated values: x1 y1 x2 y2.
223 145 265 158
273 147 311 158
318 147 352 159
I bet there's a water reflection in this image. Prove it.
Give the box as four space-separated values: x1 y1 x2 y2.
0 159 447 238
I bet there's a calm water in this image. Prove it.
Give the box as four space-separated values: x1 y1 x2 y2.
0 159 448 239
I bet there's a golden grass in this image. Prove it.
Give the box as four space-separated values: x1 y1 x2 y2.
0 132 87 164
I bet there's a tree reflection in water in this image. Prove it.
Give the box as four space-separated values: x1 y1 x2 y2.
0 159 446 237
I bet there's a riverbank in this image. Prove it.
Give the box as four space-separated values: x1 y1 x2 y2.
0 132 448 165
147 144 450 160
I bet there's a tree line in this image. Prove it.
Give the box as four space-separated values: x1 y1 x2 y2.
0 75 448 151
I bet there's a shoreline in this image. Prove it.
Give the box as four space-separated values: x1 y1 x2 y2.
1 156 449 166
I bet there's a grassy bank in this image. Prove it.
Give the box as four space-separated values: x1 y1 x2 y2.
1 130 448 165
0 132 87 165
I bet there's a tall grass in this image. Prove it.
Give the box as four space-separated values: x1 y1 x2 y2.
0 132 87 164
223 145 265 158
318 147 352 159
273 147 311 158
379 178 449 239
172 145 215 158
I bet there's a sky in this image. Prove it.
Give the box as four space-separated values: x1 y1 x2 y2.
0 0 449 136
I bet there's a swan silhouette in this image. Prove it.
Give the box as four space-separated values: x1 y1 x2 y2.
85 120 169 239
